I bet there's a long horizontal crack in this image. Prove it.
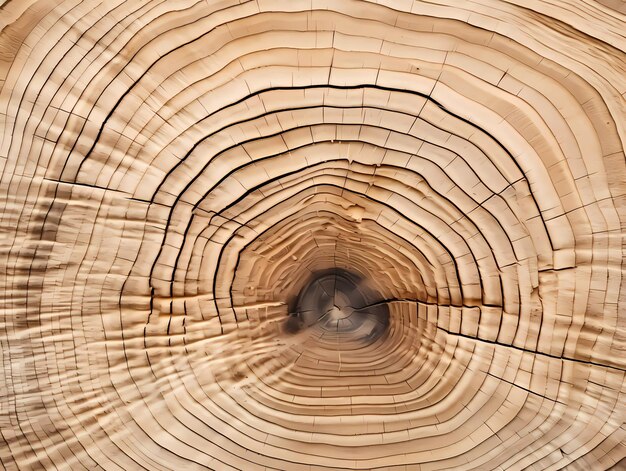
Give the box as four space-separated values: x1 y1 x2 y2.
352 298 626 373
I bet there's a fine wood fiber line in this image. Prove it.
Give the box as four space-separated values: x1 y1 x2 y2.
0 1 624 470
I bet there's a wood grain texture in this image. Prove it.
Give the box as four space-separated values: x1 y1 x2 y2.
0 1 624 470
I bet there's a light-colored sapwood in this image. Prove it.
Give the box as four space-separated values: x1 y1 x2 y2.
0 1 624 469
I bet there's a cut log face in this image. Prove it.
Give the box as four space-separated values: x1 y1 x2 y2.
0 1 624 470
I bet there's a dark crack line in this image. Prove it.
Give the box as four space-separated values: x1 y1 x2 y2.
351 298 626 373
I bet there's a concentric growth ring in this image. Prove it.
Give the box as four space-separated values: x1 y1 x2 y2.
0 1 624 470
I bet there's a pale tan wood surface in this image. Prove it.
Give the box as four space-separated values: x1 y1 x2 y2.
0 1 624 470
